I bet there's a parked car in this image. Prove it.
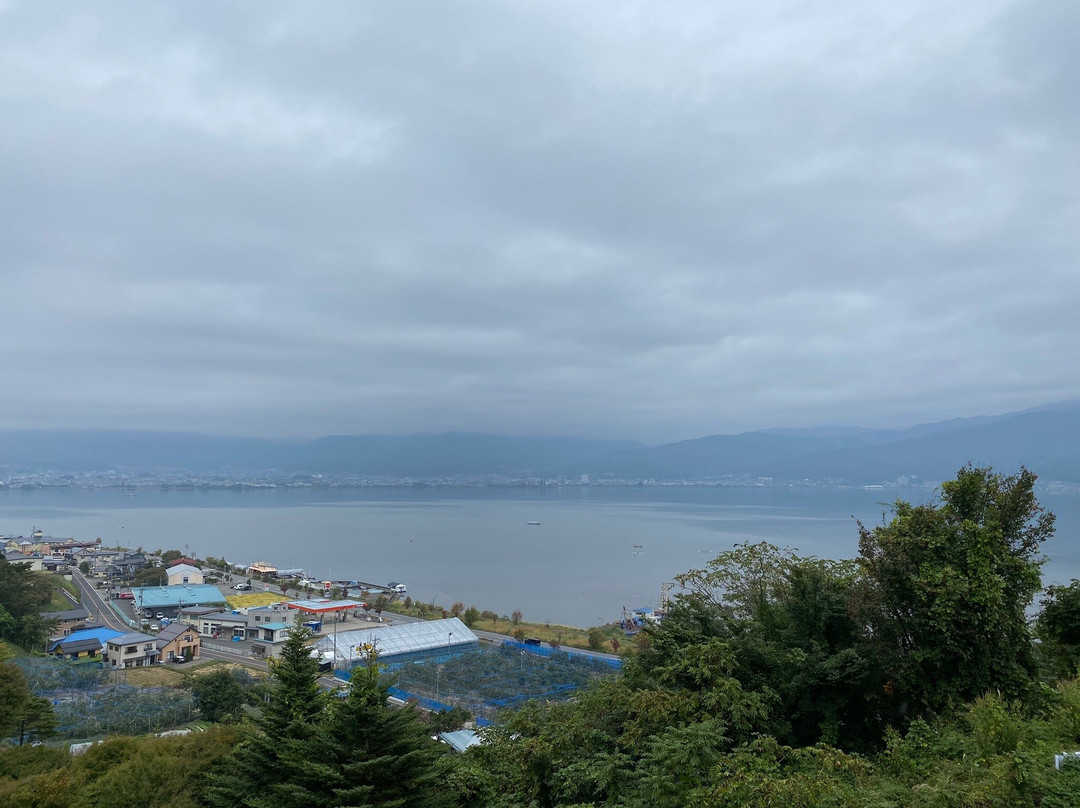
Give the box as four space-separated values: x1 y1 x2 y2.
156 612 164 619
232 583 251 591
119 592 134 600
150 623 160 631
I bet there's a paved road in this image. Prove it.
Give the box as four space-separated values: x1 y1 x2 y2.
70 569 132 632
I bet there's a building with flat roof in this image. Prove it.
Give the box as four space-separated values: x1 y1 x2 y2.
196 611 248 639
131 584 227 613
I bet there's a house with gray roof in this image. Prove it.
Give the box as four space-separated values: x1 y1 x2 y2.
41 606 91 636
105 632 160 668
156 622 200 663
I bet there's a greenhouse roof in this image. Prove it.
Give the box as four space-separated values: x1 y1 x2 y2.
130 584 228 608
312 617 477 662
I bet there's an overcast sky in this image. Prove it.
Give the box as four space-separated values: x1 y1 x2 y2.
1 1 1077 443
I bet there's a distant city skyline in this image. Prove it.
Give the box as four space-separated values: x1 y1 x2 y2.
2 2 1077 444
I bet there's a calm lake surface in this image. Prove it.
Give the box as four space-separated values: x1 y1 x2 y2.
4 486 1079 627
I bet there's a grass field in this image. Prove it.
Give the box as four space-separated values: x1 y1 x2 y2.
225 592 291 609
118 658 219 687
41 573 81 611
118 666 188 687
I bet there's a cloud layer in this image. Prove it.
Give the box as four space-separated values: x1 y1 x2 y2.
2 1 1077 442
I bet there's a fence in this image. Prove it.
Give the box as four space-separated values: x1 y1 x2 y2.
499 640 623 669
202 641 253 657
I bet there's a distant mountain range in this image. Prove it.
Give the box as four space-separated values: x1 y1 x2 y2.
2 401 1080 483
0 431 639 478
571 401 1080 484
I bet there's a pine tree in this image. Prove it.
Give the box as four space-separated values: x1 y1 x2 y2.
205 622 332 808
320 649 452 808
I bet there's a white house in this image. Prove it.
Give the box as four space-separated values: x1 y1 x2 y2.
166 563 204 586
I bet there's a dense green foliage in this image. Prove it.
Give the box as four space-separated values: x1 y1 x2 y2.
0 559 56 650
858 466 1053 713
1039 579 1080 679
0 725 242 808
188 668 247 723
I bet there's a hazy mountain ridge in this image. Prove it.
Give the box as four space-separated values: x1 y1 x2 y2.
2 401 1080 482
0 430 638 478
576 404 1080 483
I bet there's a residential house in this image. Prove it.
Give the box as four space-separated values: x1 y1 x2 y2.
166 563 204 586
105 632 160 668
41 606 91 636
42 558 71 573
156 622 200 663
107 552 148 580
48 627 123 661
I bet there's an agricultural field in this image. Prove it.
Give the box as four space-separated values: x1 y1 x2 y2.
224 592 292 609
383 644 620 722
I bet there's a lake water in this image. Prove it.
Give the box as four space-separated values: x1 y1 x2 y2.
4 485 1079 627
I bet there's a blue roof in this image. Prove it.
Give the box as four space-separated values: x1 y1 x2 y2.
261 622 290 630
130 584 228 608
48 626 123 652
439 730 482 753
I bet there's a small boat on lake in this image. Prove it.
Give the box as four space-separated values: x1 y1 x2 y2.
526 521 541 526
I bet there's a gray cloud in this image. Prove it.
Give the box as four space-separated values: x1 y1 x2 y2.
1 0 1077 443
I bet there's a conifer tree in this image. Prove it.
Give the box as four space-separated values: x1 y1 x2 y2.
206 622 332 808
320 648 452 808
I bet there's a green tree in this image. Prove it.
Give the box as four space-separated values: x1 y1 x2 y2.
0 661 31 740
206 624 328 808
588 626 606 651
16 695 57 746
133 566 167 587
1037 579 1080 678
857 465 1053 713
0 558 56 650
451 601 464 617
462 606 480 628
161 549 183 564
317 653 452 807
511 609 522 625
78 561 90 575
190 669 246 723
